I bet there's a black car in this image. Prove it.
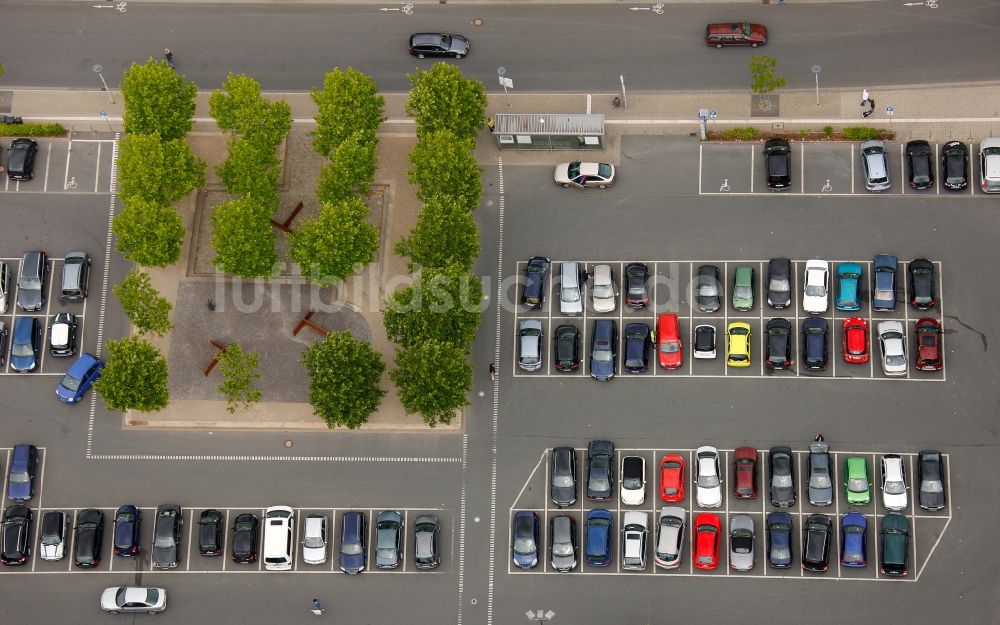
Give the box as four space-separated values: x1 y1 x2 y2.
769 446 795 507
763 138 791 190
765 512 793 569
553 325 581 372
801 316 829 371
74 508 104 568
6 138 38 181
801 514 833 573
766 258 791 309
152 505 182 569
16 250 48 312
624 262 649 308
550 447 577 507
917 450 946 511
693 324 716 358
408 32 470 59
232 513 259 563
586 440 615 501
520 256 550 309
198 509 224 556
941 141 969 190
764 318 793 370
695 265 721 313
1 505 32 565
908 258 936 310
905 140 934 190
623 322 650 374
112 505 142 558
589 319 617 381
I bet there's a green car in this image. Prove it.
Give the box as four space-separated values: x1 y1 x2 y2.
844 457 871 505
879 513 910 576
732 266 755 311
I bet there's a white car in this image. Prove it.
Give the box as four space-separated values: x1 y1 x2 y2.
301 514 328 564
39 511 67 561
554 162 616 188
695 446 723 508
621 511 648 570
881 455 908 510
654 507 685 569
620 455 646 506
591 264 617 313
981 138 1000 193
101 586 167 614
802 260 829 313
878 320 908 376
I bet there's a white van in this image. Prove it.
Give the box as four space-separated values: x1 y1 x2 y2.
263 506 294 570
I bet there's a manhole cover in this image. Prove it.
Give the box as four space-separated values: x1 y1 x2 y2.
472 18 483 26
284 440 293 448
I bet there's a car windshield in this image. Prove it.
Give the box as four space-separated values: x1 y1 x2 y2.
11 342 34 357
592 345 612 362
848 477 869 492
513 537 536 556
769 277 789 292
341 540 362 555
567 163 580 178
734 286 751 299
552 540 574 557
811 474 831 488
598 164 613 178
8 470 28 484
885 480 905 495
698 281 718 297
17 277 40 290
805 279 825 296
659 341 679 354
698 473 719 489
885 354 906 366
771 545 790 560
154 533 175 548
922 479 943 493
592 283 613 299
552 472 573 488
438 34 452 47
303 535 325 548
562 286 580 302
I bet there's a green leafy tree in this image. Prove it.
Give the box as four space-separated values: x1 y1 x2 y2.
316 130 377 204
406 63 487 142
301 331 386 429
209 73 292 150
216 138 280 210
311 68 385 156
210 197 278 278
216 343 263 414
288 197 378 286
749 55 787 95
113 198 186 267
117 134 206 205
383 267 483 349
93 336 170 413
120 60 198 140
0 63 5 81
113 269 173 336
408 130 482 211
395 194 480 272
390 340 472 427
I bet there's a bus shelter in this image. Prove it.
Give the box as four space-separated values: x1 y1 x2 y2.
492 113 605 151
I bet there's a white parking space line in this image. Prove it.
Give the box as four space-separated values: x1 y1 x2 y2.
724 449 730 575
872 452 880 580
758 262 764 377
66 509 78 572
543 454 550 573
851 145 856 194
901 260 910 380
908 454 917 578
688 448 694 575
94 143 103 193
222 509 230 571
185 508 195 570
31 448 48 572
797 452 804 577
63 141 73 193
723 262 729 376
935 143 941 195
834 453 841 578
899 143 906 195
329 510 338 572
760 449 768 576
43 143 53 193
749 147 755 194
800 142 805 194
698 144 703 195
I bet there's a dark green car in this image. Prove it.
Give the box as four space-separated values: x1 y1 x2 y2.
879 513 910 576
844 457 871 506
732 266 755 312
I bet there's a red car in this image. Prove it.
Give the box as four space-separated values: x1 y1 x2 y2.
657 313 683 369
914 318 942 371
659 454 685 502
694 513 721 570
733 447 758 499
842 317 869 364
704 21 767 48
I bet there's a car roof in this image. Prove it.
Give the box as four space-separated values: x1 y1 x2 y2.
410 33 446 44
519 319 542 332
593 264 611 281
623 511 647 528
883 456 904 478
980 138 1000 150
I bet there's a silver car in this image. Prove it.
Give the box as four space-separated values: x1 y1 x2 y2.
877 320 907 376
301 514 328 565
861 140 891 192
413 514 441 569
621 511 648 570
591 264 617 313
695 446 723 508
517 320 543 371
729 514 755 571
100 586 166 614
654 507 685 569
559 261 583 316
375 510 403 569
549 514 577 572
807 438 833 506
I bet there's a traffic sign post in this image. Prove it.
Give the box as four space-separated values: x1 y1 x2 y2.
497 67 512 107
811 65 822 106
100 110 112 132
887 105 894 126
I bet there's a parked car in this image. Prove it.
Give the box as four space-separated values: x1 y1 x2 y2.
584 509 613 567
197 509 223 557
704 20 767 47
520 257 550 308
763 139 791 190
55 353 105 404
841 512 868 568
733 447 758 499
729 514 755 571
620 456 646 506
731 265 754 311
908 258 936 310
766 512 793 568
656 313 683 369
624 262 649 307
100 586 166 614
872 254 897 311
413 514 441 569
408 32 470 58
301 514 328 565
60 251 90 301
517 320 543 372
695 264 721 312
339 511 367 574
152 505 182 569
113 505 142 557
9 316 41 373
835 262 862 311
49 313 78 357
918 450 946 511
861 140 891 192
549 515 577 572
654 507 685 569
769 446 795 507
0 321 7 367
878 320 907 376
6 138 38 181
550 447 577 507
621 511 648 570
802 316 829 371
905 140 934 189
375 510 403 569
559 261 583 316
844 456 872 506
1 504 32 565
982 138 1000 192
553 325 581 372
766 257 791 308
881 454 908 511
589 319 617 381
764 318 793 370
553 162 616 188
231 513 259 563
801 514 832 573
914 318 942 371
659 454 685 502
726 322 751 367
807 438 833 506
587 440 615 501
879 513 910 576
7 443 37 502
693 324 716 359
693 513 721 570
941 140 969 190
74 508 105 568
0 262 8 314
842 317 870 364
39 510 68 561
802 260 829 313
623 322 650 373
695 446 722 508
591 264 617 313
16 250 48 312
260 509 294 571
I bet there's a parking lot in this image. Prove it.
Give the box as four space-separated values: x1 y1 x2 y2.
508 446 950 580
1 136 116 194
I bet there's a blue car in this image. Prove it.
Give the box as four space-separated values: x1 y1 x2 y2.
766 511 793 568
835 263 863 311
840 512 867 568
113 505 142 557
55 353 105 404
872 254 897 311
339 511 367 574
585 509 613 567
9 316 40 373
589 319 617 381
511 511 540 569
7 444 37 502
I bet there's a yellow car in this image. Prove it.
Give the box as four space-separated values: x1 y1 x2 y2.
726 322 751 367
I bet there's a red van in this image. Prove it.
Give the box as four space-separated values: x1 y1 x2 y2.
657 313 683 369
705 21 767 48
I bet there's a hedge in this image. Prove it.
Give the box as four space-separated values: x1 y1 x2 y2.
0 123 66 137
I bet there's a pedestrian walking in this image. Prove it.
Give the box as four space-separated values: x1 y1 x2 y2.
489 363 497 382
863 98 875 118
861 89 870 107
311 598 325 616
164 48 175 69
486 116 496 133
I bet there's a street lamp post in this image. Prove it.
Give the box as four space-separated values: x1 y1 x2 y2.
93 64 115 105
811 65 822 106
